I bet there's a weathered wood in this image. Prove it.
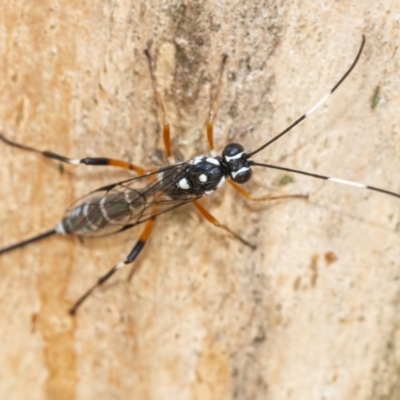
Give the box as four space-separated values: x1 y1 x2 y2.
1 1 400 399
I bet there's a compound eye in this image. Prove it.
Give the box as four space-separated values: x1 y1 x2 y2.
222 143 245 159
232 168 252 184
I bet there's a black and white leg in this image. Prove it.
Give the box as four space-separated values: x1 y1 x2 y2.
69 216 156 315
0 133 148 175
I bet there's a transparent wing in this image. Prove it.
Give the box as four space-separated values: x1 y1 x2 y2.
61 163 201 237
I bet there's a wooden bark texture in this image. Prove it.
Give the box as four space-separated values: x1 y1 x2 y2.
1 1 400 399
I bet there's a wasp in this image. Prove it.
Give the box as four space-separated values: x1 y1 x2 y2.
2 36 395 314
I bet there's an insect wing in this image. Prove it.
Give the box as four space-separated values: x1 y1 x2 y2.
60 163 200 237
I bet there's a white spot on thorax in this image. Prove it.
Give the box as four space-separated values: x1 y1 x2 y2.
178 178 190 190
206 157 220 166
192 156 206 165
217 176 226 188
199 174 208 183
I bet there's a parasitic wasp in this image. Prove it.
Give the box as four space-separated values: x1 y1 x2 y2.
1 36 398 315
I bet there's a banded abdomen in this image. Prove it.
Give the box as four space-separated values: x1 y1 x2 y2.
56 188 148 236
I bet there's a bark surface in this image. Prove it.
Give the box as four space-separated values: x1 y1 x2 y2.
0 1 399 399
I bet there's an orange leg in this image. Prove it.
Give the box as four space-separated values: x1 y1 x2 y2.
69 216 156 315
193 200 255 249
144 50 174 164
207 55 228 157
229 180 308 201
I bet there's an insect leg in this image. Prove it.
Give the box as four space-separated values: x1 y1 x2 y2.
69 216 156 315
0 133 148 175
207 55 228 157
193 200 255 249
144 49 174 164
228 180 308 201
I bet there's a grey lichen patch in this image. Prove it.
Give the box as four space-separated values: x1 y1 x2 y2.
368 311 400 400
278 174 294 186
371 85 380 110
175 43 189 65
168 1 210 109
58 163 65 175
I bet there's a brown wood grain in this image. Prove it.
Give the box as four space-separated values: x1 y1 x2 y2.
1 1 400 399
